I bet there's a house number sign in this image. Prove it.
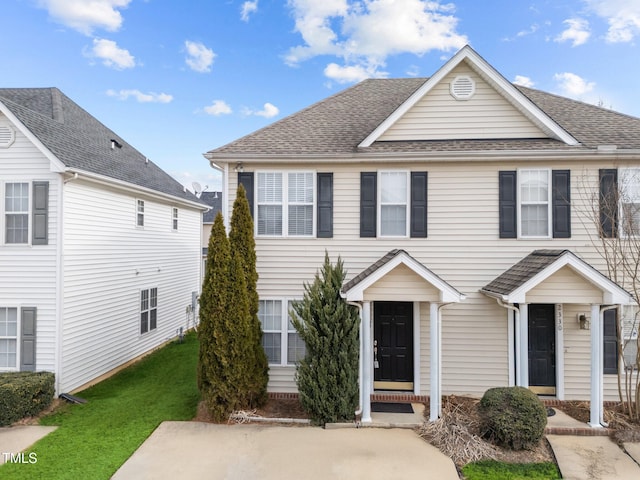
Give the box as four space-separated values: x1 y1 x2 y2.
556 304 563 331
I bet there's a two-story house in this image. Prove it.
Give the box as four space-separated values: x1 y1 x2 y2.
0 88 207 394
205 46 640 427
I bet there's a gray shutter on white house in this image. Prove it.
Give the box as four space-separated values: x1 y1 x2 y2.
317 173 333 238
599 169 618 238
410 172 428 238
603 309 618 374
552 170 571 238
32 181 49 245
20 307 37 371
498 171 517 238
237 172 254 218
360 172 377 238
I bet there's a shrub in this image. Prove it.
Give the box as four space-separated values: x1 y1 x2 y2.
478 386 547 450
0 371 55 426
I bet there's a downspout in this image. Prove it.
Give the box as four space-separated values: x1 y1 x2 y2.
495 298 520 385
347 300 364 421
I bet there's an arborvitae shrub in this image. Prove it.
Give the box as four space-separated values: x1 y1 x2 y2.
478 386 547 450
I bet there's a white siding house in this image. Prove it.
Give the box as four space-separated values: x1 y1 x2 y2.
205 46 640 428
0 88 207 394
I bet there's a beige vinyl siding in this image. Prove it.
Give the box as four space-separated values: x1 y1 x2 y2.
527 267 604 304
61 179 202 392
0 115 59 374
226 159 635 400
363 264 440 302
379 62 547 141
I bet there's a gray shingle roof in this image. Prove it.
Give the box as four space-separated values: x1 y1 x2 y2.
0 88 204 205
206 79 640 157
200 191 222 223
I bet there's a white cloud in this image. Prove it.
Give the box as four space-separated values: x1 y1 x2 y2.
204 100 232 116
184 41 216 73
516 23 539 38
37 0 131 35
513 75 534 88
243 103 279 118
241 1 259 22
106 89 173 103
286 0 467 82
555 18 590 46
324 63 385 83
553 72 595 98
584 0 640 43
87 38 135 69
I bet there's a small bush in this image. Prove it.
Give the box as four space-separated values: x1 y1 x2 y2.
478 386 546 450
0 371 55 426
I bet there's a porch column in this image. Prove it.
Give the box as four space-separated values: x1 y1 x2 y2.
518 304 529 387
361 301 372 423
429 302 440 421
589 304 603 427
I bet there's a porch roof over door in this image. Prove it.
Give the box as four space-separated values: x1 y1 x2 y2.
341 249 465 303
481 249 632 305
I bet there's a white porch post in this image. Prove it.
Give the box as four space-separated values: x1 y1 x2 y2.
589 304 603 427
361 301 372 423
518 304 529 387
429 302 440 421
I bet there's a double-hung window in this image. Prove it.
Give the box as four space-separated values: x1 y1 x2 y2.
620 168 640 237
258 299 306 366
5 183 29 244
140 288 157 334
379 171 409 237
136 200 145 227
0 307 18 368
518 169 551 238
172 207 179 231
257 172 314 236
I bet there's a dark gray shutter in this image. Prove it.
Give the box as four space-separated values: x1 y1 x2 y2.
20 307 37 371
599 169 618 238
552 170 571 238
410 172 428 238
360 172 377 238
317 173 333 238
499 171 517 238
32 181 49 245
603 309 618 374
237 172 254 218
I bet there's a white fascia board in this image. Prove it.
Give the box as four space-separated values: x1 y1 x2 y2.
0 101 66 172
358 45 578 148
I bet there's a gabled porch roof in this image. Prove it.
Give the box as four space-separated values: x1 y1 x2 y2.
481 249 632 305
341 249 465 303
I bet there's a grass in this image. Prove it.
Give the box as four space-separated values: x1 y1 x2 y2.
0 332 200 480
462 460 561 480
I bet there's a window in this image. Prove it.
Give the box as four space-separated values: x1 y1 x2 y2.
0 307 18 368
172 207 178 230
258 299 306 366
137 200 144 227
5 183 29 244
256 172 314 236
140 288 157 334
620 168 640 237
519 169 551 238
379 171 409 237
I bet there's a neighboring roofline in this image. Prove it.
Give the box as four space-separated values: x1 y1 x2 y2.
0 99 66 173
358 45 579 148
65 168 209 210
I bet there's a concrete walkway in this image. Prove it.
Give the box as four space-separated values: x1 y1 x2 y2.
112 422 459 480
0 425 57 464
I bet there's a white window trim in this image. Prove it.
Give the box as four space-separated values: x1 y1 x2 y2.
140 287 158 335
0 306 19 371
259 297 305 367
172 207 178 231
377 170 410 238
255 171 316 238
136 199 145 228
2 181 30 246
517 168 552 239
620 168 640 238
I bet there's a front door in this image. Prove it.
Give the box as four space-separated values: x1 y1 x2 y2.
528 304 556 395
374 301 414 391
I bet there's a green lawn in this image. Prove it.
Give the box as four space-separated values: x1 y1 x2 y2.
462 459 561 480
0 332 200 480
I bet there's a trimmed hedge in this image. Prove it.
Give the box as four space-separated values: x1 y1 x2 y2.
478 386 547 450
0 371 55 426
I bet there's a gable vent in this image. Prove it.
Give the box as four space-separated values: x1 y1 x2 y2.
450 75 475 100
0 125 15 148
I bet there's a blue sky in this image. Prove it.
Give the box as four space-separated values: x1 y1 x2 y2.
2 1 640 192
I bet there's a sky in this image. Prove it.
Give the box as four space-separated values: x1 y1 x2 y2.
2 1 640 193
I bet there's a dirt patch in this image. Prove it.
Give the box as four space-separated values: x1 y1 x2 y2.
194 398 309 424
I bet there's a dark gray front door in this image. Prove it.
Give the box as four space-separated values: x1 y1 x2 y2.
374 301 414 391
528 304 556 395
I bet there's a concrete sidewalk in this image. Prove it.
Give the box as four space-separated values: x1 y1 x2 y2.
0 425 57 464
113 422 459 480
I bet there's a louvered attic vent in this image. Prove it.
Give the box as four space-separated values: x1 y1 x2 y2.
0 125 15 147
450 75 475 100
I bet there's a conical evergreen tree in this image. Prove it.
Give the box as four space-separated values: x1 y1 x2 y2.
229 184 269 407
290 253 360 425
